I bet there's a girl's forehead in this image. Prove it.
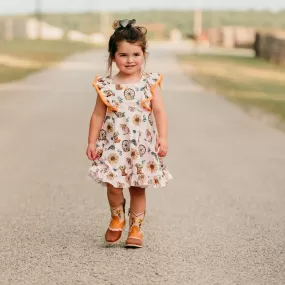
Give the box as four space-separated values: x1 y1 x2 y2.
116 41 143 53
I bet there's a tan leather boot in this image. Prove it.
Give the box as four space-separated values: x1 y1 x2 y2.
125 209 146 248
105 198 126 244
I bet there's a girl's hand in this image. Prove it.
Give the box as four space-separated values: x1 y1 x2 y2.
86 143 97 160
155 137 168 157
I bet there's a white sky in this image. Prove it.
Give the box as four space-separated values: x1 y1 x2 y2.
0 0 284 14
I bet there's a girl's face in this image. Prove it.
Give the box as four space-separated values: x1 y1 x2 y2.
114 41 145 76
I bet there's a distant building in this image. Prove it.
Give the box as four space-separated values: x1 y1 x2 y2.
0 17 107 43
26 18 64 40
0 18 63 40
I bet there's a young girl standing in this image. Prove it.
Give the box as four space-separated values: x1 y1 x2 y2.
86 19 172 248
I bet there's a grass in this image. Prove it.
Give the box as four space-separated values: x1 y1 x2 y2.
178 53 285 122
0 39 98 83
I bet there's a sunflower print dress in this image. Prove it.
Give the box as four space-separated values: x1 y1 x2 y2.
88 72 172 188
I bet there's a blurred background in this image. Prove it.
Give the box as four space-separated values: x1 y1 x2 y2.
1 0 285 125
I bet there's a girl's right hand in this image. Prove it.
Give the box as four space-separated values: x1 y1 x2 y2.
86 143 97 160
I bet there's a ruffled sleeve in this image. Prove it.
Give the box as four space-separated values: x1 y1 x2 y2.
141 72 163 111
92 76 119 112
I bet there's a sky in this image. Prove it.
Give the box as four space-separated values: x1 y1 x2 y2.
0 0 284 15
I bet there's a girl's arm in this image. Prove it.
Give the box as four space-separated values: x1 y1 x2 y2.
151 85 168 157
86 96 107 160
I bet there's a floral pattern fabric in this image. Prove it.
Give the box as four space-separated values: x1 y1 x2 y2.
88 72 172 188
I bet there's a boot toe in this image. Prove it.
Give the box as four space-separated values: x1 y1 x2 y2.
105 228 122 244
125 237 143 248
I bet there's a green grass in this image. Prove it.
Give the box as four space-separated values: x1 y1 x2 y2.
0 39 97 83
178 53 285 121
0 65 39 83
0 39 97 61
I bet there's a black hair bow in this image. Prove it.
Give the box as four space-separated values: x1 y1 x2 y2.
112 19 136 29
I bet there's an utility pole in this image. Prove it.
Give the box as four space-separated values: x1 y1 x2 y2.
194 9 202 38
100 11 111 39
35 0 42 39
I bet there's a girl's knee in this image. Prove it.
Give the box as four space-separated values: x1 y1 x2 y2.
107 183 122 194
129 187 145 196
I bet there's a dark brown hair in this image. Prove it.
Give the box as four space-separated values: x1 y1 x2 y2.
107 22 148 76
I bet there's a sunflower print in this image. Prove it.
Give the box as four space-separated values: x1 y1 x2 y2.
132 115 141 126
89 73 172 188
147 161 158 173
131 149 139 160
107 172 115 180
115 209 121 219
107 153 119 165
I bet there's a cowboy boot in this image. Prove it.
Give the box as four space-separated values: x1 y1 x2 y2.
125 209 146 248
105 198 126 244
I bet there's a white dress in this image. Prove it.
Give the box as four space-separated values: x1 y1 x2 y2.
88 72 172 188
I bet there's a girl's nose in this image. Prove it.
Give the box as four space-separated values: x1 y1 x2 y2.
127 56 134 63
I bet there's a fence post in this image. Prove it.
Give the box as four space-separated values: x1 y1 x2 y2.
253 32 260 58
5 19 14 40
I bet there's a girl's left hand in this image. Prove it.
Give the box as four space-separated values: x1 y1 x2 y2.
86 143 97 160
155 137 168 157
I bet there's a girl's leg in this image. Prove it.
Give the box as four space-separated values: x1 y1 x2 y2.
107 183 124 207
129 186 146 213
126 187 146 248
105 183 126 244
